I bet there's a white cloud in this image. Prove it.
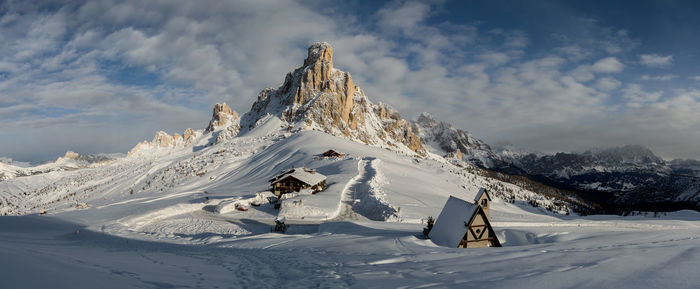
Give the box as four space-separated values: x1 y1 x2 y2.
622 84 663 107
376 1 431 33
555 44 592 61
592 57 624 73
596 77 621 91
569 57 624 82
477 52 510 66
640 74 677 81
639 54 673 67
553 20 639 60
570 64 595 82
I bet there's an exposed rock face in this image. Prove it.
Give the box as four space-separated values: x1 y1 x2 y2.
412 113 498 166
127 102 241 156
55 150 113 164
376 103 424 153
207 103 239 132
183 128 196 145
127 128 199 156
203 102 241 143
152 131 175 148
63 151 80 160
242 42 425 155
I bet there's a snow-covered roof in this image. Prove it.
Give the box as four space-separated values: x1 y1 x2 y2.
474 188 491 202
429 196 477 248
271 167 327 186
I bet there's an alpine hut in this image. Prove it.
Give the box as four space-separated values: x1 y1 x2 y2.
269 167 327 197
429 189 501 248
322 149 345 158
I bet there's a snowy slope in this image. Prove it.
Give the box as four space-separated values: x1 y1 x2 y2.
0 151 116 181
3 124 699 288
2 207 699 288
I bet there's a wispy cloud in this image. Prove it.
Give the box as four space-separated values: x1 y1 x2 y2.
596 77 621 91
622 84 663 107
641 74 677 81
592 57 625 73
639 54 673 67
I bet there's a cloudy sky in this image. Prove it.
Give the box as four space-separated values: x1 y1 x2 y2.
2 0 700 163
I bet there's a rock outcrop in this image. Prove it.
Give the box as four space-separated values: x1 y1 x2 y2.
152 131 176 148
242 42 425 155
412 113 499 167
206 103 239 132
63 151 80 160
203 102 241 144
127 128 199 157
183 128 196 145
55 150 113 164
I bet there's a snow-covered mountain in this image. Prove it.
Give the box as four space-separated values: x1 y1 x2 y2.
242 42 424 156
412 113 700 208
513 145 669 185
0 42 582 217
411 112 500 167
0 151 117 181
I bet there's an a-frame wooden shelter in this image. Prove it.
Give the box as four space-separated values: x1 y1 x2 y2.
429 190 501 248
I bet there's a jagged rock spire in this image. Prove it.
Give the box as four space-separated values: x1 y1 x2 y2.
243 42 425 155
304 42 333 68
207 103 239 132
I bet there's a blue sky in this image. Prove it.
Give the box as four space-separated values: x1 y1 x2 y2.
1 0 700 162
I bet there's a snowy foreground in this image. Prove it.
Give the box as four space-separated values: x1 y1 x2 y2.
2 213 699 289
2 118 700 288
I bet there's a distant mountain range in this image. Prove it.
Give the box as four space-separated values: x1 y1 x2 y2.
412 112 700 211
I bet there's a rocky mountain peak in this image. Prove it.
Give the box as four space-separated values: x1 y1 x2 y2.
242 42 425 155
416 112 438 127
63 151 80 160
583 145 665 165
304 42 333 68
411 113 499 167
207 102 239 132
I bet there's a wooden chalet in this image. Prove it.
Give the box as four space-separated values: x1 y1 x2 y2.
322 149 345 158
269 167 327 197
429 189 501 248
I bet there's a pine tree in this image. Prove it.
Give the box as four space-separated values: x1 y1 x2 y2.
423 216 434 237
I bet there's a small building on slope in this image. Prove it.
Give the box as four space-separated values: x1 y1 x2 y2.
429 189 501 248
269 167 327 197
322 149 345 158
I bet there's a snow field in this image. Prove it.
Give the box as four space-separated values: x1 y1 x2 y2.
2 115 699 288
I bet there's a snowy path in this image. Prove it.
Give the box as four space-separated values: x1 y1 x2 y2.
333 158 372 221
334 157 397 221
